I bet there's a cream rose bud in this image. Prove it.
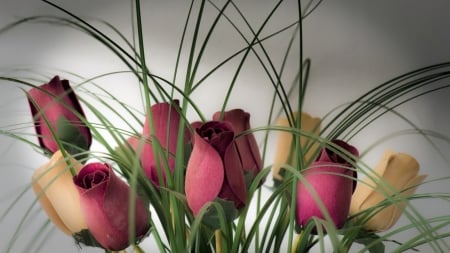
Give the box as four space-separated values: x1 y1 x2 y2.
32 150 87 235
350 150 427 232
272 112 321 182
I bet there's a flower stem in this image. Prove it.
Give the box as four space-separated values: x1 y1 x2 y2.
60 149 77 176
215 230 222 253
291 233 301 253
133 245 144 253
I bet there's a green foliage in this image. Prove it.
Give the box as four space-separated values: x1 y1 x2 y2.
202 199 239 230
354 231 385 253
73 229 102 249
56 116 89 158
0 0 449 252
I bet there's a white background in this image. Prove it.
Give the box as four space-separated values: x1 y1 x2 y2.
1 1 450 252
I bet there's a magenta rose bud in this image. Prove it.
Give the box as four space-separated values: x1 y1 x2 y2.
141 101 188 185
185 121 247 216
73 163 150 251
212 109 263 179
296 140 359 231
27 76 91 154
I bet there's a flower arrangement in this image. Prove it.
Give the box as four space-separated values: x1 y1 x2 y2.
1 1 450 253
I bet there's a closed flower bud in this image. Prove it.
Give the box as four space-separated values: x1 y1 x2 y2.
212 109 263 179
27 76 91 155
141 101 188 185
32 150 87 235
273 112 321 182
350 150 427 231
185 121 247 216
73 162 150 251
296 140 359 230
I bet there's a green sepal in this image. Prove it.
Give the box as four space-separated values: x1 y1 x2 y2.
293 221 318 253
56 116 89 160
243 170 255 190
273 166 287 188
354 230 385 253
202 198 239 230
73 229 102 249
183 141 193 169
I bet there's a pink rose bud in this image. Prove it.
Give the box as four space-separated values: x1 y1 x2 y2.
185 121 247 216
27 76 91 155
296 140 359 231
212 109 263 181
141 101 188 185
73 163 150 251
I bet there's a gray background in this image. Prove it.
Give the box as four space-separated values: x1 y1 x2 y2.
1 0 449 252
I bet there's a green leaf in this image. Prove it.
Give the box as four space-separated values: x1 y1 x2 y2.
202 198 239 230
56 116 89 158
273 166 288 188
354 231 385 253
73 229 102 249
183 141 193 168
243 170 255 190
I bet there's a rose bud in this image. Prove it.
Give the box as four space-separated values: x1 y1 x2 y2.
32 150 87 235
73 163 150 251
212 109 263 181
27 76 91 155
273 111 321 182
350 150 427 231
141 101 188 185
185 121 247 216
296 140 359 230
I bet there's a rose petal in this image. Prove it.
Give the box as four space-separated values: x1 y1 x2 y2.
27 76 91 153
350 150 427 231
141 101 186 185
214 109 263 176
32 150 87 235
272 112 321 181
220 143 247 207
185 132 225 216
74 163 149 250
296 164 354 229
365 175 426 231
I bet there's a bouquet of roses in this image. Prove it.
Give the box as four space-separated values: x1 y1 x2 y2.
1 1 449 252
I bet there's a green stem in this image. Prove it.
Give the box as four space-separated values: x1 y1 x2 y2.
133 245 145 253
291 233 301 253
59 149 77 176
215 230 222 253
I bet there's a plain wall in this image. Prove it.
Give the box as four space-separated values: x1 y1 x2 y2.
1 1 449 252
